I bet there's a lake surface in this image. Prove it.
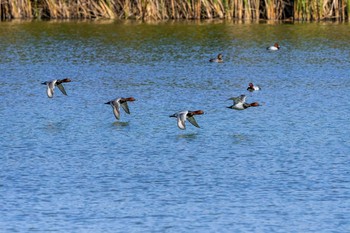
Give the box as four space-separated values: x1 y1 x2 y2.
0 20 350 232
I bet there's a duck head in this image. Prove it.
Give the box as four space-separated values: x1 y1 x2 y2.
124 97 136 102
60 78 72 83
249 102 260 107
189 110 204 116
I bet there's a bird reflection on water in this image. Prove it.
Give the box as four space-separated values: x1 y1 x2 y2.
112 121 130 127
176 133 198 140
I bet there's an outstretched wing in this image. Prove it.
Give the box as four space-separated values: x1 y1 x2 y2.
230 95 246 104
120 102 130 114
177 112 187 130
187 116 200 128
57 84 68 96
46 80 57 98
112 105 121 120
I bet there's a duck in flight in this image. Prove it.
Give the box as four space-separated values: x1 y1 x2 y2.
42 78 71 98
169 110 204 130
105 97 136 120
227 95 260 110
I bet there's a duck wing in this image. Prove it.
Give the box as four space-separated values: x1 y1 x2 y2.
46 80 56 98
57 83 68 96
120 102 130 114
228 95 246 105
177 112 187 130
112 105 121 120
230 97 240 104
46 85 54 98
187 116 200 128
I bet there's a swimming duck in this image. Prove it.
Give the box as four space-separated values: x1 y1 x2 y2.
105 97 135 120
227 94 260 110
169 110 204 130
247 82 261 92
209 53 223 63
41 78 71 98
267 43 280 51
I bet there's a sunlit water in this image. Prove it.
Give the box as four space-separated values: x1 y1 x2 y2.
0 20 350 232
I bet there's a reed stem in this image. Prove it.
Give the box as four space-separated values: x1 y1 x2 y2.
0 0 348 21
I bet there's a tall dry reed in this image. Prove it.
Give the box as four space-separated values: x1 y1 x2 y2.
294 0 349 21
1 0 32 20
0 0 348 21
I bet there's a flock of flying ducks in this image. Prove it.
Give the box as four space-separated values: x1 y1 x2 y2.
41 43 278 130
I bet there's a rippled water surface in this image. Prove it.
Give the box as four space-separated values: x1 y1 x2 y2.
1 20 350 232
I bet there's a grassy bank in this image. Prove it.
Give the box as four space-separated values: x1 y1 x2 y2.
0 0 349 21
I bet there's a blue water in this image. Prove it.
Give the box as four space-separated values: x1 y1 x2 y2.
1 21 350 232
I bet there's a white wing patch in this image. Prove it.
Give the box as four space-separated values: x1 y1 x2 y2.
176 111 187 130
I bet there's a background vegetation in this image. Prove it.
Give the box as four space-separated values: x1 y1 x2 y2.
0 0 349 21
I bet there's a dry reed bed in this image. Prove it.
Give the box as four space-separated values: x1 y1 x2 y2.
0 0 349 21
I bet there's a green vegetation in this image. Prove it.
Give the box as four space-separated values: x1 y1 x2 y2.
0 0 349 21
